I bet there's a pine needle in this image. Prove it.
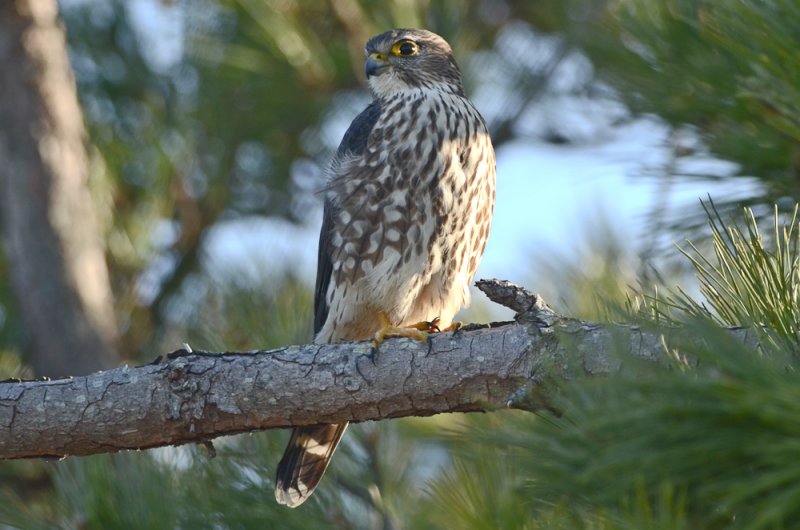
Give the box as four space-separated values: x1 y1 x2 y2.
632 200 800 353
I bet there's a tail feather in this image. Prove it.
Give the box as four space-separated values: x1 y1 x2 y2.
274 422 349 507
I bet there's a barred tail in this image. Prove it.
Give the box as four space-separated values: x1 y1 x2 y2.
274 423 349 507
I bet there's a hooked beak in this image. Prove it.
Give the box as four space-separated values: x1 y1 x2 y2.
365 52 390 78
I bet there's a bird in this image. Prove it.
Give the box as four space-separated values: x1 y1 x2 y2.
274 28 496 508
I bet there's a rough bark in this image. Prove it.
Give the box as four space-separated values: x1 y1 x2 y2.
0 0 119 377
0 280 755 461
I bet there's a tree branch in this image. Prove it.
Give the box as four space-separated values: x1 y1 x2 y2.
0 280 752 461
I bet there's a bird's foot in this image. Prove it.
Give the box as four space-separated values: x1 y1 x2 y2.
410 317 463 335
370 313 431 359
442 321 463 334
408 317 462 333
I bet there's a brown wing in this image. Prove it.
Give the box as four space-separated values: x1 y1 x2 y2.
312 101 381 338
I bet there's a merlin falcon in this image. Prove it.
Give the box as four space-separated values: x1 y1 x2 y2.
275 28 496 507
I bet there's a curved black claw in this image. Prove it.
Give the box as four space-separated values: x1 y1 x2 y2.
369 339 379 364
412 316 441 333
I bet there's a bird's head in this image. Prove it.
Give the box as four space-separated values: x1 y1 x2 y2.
364 29 464 98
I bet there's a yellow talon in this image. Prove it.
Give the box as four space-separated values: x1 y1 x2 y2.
371 312 431 355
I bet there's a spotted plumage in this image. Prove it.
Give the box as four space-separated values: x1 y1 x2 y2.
275 28 495 508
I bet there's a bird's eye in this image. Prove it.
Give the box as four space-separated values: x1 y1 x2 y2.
392 40 418 57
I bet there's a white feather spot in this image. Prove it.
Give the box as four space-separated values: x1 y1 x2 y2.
381 247 401 263
367 229 383 254
386 229 401 242
384 209 402 223
351 221 367 238
303 440 332 456
387 190 407 207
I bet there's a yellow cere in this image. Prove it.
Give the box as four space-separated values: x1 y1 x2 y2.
391 40 419 57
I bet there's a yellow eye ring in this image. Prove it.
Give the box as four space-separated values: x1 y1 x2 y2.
391 40 419 57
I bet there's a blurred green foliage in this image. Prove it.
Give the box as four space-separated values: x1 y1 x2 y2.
581 0 800 212
2 0 800 528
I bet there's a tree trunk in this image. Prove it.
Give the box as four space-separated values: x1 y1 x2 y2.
0 0 119 377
